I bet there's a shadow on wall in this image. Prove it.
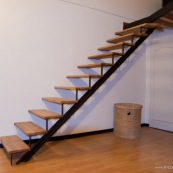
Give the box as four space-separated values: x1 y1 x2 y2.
29 45 146 136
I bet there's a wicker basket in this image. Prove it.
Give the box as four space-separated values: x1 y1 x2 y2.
114 103 142 139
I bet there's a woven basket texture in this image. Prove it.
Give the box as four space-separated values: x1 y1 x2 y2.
114 103 142 139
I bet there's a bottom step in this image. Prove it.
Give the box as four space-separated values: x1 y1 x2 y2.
0 135 30 154
0 135 30 165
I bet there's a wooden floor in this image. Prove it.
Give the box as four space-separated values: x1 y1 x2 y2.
0 127 173 173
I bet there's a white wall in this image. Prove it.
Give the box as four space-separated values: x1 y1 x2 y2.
0 0 161 139
62 0 162 20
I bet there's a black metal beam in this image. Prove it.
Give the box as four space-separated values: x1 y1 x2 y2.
163 0 173 7
16 28 155 165
124 1 173 29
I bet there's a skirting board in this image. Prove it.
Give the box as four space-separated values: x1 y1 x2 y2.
0 124 149 148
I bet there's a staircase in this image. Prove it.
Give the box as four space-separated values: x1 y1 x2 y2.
0 3 173 166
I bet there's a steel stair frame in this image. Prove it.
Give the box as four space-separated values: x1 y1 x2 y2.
124 1 173 29
16 28 156 165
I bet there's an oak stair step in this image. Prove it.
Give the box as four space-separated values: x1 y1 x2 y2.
0 135 30 165
67 74 102 78
14 121 47 137
54 86 90 101
160 16 173 23
42 97 77 104
98 42 135 51
54 86 90 91
67 74 103 88
115 23 161 36
155 19 173 29
107 33 147 43
77 63 113 68
28 109 62 120
88 52 123 60
28 109 62 131
161 12 173 22
0 135 30 154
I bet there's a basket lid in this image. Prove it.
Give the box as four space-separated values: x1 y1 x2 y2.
114 103 142 109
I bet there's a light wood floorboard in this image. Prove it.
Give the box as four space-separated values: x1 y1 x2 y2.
0 127 173 173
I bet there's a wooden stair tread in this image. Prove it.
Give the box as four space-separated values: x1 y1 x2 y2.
107 33 147 43
158 11 173 29
14 121 47 136
54 86 90 91
160 16 173 24
98 42 135 51
115 23 161 36
0 135 30 154
155 19 173 30
88 52 123 60
67 74 102 78
162 12 173 21
28 109 62 120
42 97 77 104
77 63 113 68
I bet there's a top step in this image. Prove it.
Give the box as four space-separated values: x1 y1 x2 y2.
155 19 173 30
162 12 173 21
159 12 173 26
160 16 173 24
0 135 30 154
115 23 161 36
